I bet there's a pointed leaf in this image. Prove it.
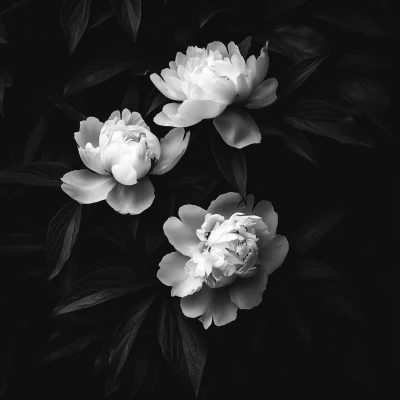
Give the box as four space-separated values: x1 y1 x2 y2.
121 83 140 111
294 259 341 281
199 0 229 28
60 0 91 54
144 89 169 117
63 59 149 96
46 96 86 125
278 55 328 97
110 0 141 41
285 100 374 147
264 0 309 19
0 21 9 44
237 36 252 59
109 294 156 379
158 300 207 397
264 24 329 62
47 201 82 280
213 107 261 149
212 133 247 200
0 162 71 187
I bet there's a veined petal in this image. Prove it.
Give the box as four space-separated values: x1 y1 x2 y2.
244 78 278 109
78 144 108 175
106 177 155 215
213 108 261 148
150 73 186 101
203 287 238 327
163 216 200 257
207 192 247 218
181 286 211 318
229 268 268 309
157 251 190 287
210 77 237 105
258 235 289 275
151 128 190 175
171 273 204 297
74 117 103 148
61 169 116 204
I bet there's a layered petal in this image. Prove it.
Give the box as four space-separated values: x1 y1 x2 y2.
150 73 187 101
111 156 138 185
181 285 211 318
74 117 103 148
151 128 190 175
121 109 150 129
258 234 289 275
171 273 204 297
207 192 246 218
206 41 229 58
244 78 278 109
213 108 261 148
157 251 190 287
78 144 108 175
163 215 201 257
105 177 155 215
229 268 268 310
61 169 116 204
154 102 202 128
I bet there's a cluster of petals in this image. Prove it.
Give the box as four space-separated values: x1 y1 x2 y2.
61 109 190 215
157 192 289 328
150 40 278 148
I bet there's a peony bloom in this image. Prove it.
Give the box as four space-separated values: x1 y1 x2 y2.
61 109 190 215
157 192 289 328
150 40 278 149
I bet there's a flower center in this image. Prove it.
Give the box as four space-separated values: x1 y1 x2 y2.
185 212 263 288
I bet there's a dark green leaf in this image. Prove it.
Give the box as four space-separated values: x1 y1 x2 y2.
158 300 207 397
278 55 327 97
36 336 95 365
264 24 329 62
264 0 308 19
237 36 252 59
285 99 374 147
144 88 169 117
312 2 391 37
0 162 71 187
294 259 341 281
60 0 91 54
288 206 345 255
63 59 149 97
109 294 156 379
46 96 86 124
88 7 113 30
47 201 82 280
212 133 247 200
23 113 48 162
110 0 141 41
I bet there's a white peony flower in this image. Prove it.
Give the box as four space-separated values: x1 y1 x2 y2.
150 40 278 148
61 109 190 215
157 192 289 329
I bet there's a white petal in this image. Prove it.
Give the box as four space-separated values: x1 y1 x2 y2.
151 128 190 175
154 102 202 128
157 251 189 287
210 77 237 105
74 117 103 148
121 109 150 129
207 192 247 218
106 177 155 215
206 41 229 58
61 170 116 204
258 235 289 275
179 99 227 120
249 42 269 89
111 156 138 185
171 274 204 297
150 73 186 101
78 144 108 175
108 110 121 120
